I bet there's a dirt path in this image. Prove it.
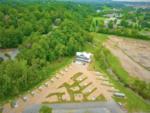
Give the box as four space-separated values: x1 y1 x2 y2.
104 36 150 81
2 62 114 113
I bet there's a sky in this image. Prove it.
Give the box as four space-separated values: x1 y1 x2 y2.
113 0 150 2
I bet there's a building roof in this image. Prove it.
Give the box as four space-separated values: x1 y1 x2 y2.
76 52 92 59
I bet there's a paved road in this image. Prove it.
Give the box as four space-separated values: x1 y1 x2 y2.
23 101 125 113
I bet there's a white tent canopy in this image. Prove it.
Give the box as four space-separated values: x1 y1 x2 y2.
76 52 93 63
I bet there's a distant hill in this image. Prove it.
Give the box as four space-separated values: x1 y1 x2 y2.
113 0 150 2
0 0 112 3
56 0 112 2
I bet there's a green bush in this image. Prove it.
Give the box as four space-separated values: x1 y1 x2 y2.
39 105 52 113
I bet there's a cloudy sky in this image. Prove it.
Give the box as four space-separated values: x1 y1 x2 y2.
113 0 150 2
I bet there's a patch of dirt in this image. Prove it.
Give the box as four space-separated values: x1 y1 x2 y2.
3 62 114 113
105 36 150 81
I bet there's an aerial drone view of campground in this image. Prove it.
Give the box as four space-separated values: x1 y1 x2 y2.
0 0 150 113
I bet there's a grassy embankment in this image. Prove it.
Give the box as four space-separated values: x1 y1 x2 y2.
85 33 150 112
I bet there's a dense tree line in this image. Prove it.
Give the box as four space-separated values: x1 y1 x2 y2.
90 18 150 40
97 27 150 40
18 19 92 64
90 17 150 40
0 1 93 102
0 1 93 48
91 4 150 40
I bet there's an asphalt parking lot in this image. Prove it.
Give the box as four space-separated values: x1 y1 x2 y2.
23 101 125 113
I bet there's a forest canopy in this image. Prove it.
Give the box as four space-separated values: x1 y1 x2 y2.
0 1 93 102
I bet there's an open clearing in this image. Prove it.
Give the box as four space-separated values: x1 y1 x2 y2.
3 62 115 113
105 36 150 81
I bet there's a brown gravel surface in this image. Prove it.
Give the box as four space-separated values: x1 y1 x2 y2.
3 62 114 113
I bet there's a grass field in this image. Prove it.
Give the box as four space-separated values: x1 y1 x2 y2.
86 33 150 112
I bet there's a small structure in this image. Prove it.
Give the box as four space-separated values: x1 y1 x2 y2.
22 96 28 101
51 79 54 82
60 71 64 75
31 91 35 96
84 83 88 86
96 9 101 13
74 94 83 101
88 89 92 93
38 86 42 91
11 100 18 108
77 77 83 81
0 49 19 61
76 52 93 63
0 57 4 62
55 76 59 79
114 92 125 98
95 72 101 76
44 83 48 87
64 68 68 72
91 97 96 101
71 87 80 92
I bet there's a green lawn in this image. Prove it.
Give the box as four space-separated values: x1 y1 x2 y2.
86 33 150 112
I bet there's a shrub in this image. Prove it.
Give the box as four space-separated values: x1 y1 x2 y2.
39 105 52 113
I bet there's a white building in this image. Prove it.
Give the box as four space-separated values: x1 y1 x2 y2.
114 92 125 98
96 9 101 13
76 52 93 63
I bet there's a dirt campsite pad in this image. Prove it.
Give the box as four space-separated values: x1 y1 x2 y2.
105 36 150 81
2 62 115 113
